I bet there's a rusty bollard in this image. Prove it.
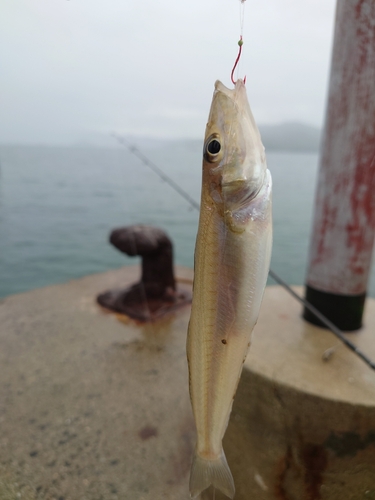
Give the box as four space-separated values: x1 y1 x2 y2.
97 225 191 321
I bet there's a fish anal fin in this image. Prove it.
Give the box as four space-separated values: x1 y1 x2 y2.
189 450 235 499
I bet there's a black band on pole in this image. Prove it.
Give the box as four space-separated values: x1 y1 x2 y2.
303 285 366 331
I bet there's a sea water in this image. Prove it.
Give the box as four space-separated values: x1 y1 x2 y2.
0 143 374 298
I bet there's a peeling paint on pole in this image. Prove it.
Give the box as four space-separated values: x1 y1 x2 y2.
304 0 375 330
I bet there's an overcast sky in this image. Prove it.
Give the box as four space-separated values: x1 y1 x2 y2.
0 0 337 144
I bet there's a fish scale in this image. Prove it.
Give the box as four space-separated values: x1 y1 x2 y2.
186 79 272 499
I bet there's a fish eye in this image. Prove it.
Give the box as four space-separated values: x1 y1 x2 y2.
204 136 222 162
207 139 221 154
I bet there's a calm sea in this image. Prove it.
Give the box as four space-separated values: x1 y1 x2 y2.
1 143 374 298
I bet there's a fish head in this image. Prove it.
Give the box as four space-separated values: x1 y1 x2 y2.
203 79 267 208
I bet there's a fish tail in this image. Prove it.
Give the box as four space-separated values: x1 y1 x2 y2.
189 450 235 499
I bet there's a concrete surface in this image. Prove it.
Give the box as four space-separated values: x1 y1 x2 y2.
0 267 194 500
227 286 375 500
0 266 375 500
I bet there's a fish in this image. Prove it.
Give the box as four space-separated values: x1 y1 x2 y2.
186 79 272 499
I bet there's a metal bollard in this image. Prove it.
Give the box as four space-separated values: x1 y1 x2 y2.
97 225 191 321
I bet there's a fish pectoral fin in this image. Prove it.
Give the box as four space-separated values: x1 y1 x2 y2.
189 450 235 499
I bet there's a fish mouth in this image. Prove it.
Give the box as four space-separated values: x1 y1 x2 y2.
215 79 246 95
214 80 247 107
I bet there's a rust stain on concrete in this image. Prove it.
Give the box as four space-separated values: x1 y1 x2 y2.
274 442 328 500
138 426 158 441
301 443 327 500
274 446 293 500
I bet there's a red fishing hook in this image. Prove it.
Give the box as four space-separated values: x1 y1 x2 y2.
231 36 246 85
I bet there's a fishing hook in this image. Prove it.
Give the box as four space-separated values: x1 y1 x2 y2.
231 36 246 85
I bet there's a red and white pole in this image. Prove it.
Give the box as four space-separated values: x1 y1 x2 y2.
304 0 375 331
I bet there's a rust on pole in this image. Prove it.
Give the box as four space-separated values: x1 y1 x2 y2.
304 0 375 331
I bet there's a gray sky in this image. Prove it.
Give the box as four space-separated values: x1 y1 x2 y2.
1 0 337 143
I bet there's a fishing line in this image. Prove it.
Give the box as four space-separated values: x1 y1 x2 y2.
226 0 248 293
231 0 246 84
113 136 160 343
112 133 200 211
225 25 246 320
113 133 375 373
239 0 246 34
268 270 375 371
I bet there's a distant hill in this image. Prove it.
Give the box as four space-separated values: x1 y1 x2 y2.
259 122 321 153
0 122 322 153
116 122 322 153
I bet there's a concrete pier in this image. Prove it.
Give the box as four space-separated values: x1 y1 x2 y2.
0 266 374 499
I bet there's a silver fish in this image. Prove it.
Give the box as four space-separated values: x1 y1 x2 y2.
187 79 272 499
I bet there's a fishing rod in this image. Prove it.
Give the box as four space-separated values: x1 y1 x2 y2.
112 134 200 211
113 132 375 372
268 270 375 370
